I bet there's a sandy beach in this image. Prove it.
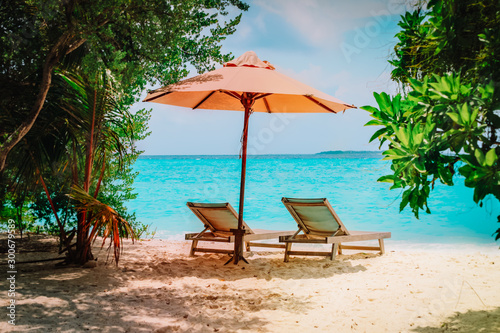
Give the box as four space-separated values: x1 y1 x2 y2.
1 235 499 333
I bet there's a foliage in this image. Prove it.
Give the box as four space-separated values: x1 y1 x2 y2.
0 191 37 236
96 107 153 239
0 0 249 97
0 67 151 264
390 0 500 87
51 68 143 264
0 0 249 172
31 177 75 234
363 0 500 240
69 185 135 265
132 222 157 240
0 0 249 263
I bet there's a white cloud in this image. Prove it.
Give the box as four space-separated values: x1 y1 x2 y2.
252 0 410 47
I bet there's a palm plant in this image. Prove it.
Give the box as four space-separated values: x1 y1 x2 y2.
1 64 138 265
68 185 134 264
58 68 136 264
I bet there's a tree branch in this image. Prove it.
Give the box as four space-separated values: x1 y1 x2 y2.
66 38 87 54
0 32 82 172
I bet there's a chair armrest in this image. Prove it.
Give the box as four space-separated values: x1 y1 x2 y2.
279 235 292 242
185 233 200 240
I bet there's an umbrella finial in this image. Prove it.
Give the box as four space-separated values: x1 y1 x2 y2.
224 51 275 70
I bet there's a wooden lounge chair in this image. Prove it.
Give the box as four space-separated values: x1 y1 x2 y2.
185 202 295 259
279 197 391 262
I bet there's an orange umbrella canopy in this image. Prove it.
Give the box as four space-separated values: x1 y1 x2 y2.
144 51 355 113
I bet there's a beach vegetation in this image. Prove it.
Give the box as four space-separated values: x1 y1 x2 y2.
362 0 500 240
0 0 249 263
0 0 249 172
1 67 146 263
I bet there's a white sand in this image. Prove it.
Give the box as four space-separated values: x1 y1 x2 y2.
1 237 499 332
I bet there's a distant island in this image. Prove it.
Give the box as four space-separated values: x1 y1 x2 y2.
316 150 381 155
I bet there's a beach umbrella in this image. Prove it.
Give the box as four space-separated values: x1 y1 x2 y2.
143 51 355 264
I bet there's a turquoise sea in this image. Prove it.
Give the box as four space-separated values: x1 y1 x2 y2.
127 153 499 249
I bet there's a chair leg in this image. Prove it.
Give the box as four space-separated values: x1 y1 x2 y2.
338 243 343 255
284 243 292 262
190 240 198 256
331 243 339 260
245 241 251 252
378 239 385 254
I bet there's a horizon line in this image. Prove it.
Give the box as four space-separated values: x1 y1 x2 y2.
139 150 382 156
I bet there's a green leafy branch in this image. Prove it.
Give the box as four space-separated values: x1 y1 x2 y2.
362 73 498 222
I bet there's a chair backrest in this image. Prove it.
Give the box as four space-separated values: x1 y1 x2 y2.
187 202 254 236
281 197 349 236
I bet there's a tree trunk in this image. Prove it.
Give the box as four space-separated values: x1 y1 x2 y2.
16 203 24 240
76 85 98 264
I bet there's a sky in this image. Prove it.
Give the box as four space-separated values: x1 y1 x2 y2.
134 0 415 155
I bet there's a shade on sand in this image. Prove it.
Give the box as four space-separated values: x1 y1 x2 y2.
144 51 355 264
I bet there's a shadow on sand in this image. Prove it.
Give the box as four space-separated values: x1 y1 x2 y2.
412 307 500 333
138 251 371 282
2 245 376 332
4 260 283 332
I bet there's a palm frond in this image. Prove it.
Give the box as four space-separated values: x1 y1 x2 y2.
68 184 135 265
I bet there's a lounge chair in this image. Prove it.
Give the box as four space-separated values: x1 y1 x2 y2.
279 197 391 262
185 202 295 258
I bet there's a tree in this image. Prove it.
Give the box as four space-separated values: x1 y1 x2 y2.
1 66 141 263
362 0 500 239
61 68 136 264
0 0 249 172
1 0 249 264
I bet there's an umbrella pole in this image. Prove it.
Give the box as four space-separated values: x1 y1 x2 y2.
233 100 252 265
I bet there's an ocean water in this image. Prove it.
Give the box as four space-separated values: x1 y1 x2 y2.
127 153 499 249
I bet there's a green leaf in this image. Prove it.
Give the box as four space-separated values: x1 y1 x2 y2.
365 119 384 126
431 104 449 114
460 84 472 96
446 132 466 152
414 133 424 146
459 103 470 123
374 92 394 116
470 169 487 181
485 148 498 167
400 189 411 212
414 159 426 173
377 175 394 183
409 78 425 94
429 80 450 98
392 94 401 116
410 123 424 147
458 164 474 178
394 126 410 147
360 105 379 114
446 112 462 125
473 185 488 203
475 149 486 166
438 166 453 185
385 135 403 150
424 119 436 137
434 40 447 55
382 148 408 160
485 80 495 95
368 127 387 143
470 106 479 123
